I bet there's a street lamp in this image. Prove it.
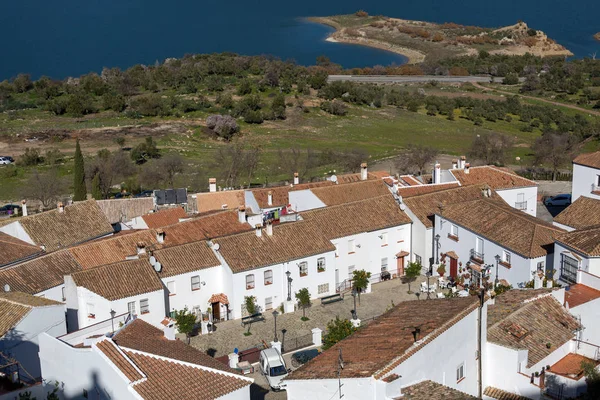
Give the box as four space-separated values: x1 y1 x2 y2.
286 270 293 301
494 255 501 287
110 309 116 333
435 234 441 264
272 310 279 342
351 289 358 320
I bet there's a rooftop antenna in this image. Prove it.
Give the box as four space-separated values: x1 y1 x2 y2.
337 348 344 398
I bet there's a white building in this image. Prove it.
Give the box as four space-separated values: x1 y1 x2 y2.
126 206 187 230
64 258 166 331
434 198 564 288
285 296 484 400
0 291 66 379
39 318 253 400
553 195 600 232
571 151 600 202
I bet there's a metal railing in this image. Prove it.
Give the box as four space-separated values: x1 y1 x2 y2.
283 333 314 353
515 201 528 210
336 279 352 293
470 249 484 263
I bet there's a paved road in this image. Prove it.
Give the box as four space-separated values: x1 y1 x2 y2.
328 75 504 84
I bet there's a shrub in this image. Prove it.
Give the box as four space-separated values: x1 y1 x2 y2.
320 100 347 116
502 73 519 85
243 110 264 124
20 148 43 166
206 114 240 140
355 10 369 17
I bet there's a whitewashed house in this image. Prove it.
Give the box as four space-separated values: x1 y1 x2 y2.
285 296 484 400
212 220 336 319
0 291 66 379
39 318 252 400
126 206 187 230
564 284 600 349
64 258 166 331
434 199 564 288
571 151 600 202
299 195 412 287
553 196 600 232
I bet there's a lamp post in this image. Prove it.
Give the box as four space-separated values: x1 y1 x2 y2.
110 309 116 334
286 270 293 301
351 289 358 320
435 234 441 264
494 255 500 287
272 310 279 342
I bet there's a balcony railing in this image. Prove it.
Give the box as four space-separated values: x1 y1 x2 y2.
470 249 484 263
515 201 527 210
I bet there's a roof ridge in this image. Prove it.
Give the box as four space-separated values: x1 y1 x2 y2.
153 238 211 253
0 296 33 309
96 339 147 383
488 292 557 331
303 193 395 212
404 184 480 200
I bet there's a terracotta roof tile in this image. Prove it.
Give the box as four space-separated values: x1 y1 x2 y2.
251 181 334 209
14 200 114 252
213 221 335 273
401 380 478 399
573 151 600 169
153 241 220 278
301 195 412 240
310 180 391 206
0 291 62 307
96 340 143 382
161 210 251 246
556 225 600 256
550 353 598 379
553 196 600 230
397 182 460 198
451 166 536 190
286 297 479 380
71 259 163 301
0 299 30 338
369 171 392 179
335 172 381 184
487 289 553 327
487 291 579 367
483 386 533 399
96 198 155 224
208 293 229 305
141 207 187 229
400 175 424 186
194 190 246 213
565 283 600 308
0 250 82 294
439 199 565 258
0 232 42 267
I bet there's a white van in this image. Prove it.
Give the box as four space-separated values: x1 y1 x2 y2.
259 347 288 391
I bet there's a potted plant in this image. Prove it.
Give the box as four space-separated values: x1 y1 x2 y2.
546 342 552 349
437 264 446 277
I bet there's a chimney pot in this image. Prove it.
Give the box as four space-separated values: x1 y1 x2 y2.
255 224 262 237
238 206 247 223
21 200 28 217
266 219 273 236
464 163 471 174
209 178 217 193
293 172 299 185
137 242 147 255
58 202 64 213
267 191 273 207
433 162 441 184
452 160 458 169
156 229 165 244
360 163 368 181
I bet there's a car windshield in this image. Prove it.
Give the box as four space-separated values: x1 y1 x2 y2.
270 365 287 377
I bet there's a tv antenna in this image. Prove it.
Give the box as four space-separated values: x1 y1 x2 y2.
337 348 344 398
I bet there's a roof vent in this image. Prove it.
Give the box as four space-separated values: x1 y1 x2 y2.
213 243 221 251
3 284 10 292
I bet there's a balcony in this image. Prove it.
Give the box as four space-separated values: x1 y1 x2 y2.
470 249 484 264
515 201 527 210
591 184 600 195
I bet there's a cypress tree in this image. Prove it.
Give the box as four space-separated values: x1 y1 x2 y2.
73 139 86 201
91 173 102 199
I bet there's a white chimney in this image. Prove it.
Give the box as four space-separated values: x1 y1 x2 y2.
452 160 458 169
21 200 27 217
433 162 441 184
162 318 176 340
459 156 466 169
156 229 165 244
238 206 246 223
267 191 273 207
228 352 240 369
293 172 299 185
360 163 368 181
209 178 217 193
265 219 273 236
255 224 262 238
464 163 471 174
57 202 64 213
137 242 147 255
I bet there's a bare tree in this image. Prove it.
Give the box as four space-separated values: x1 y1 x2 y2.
87 149 136 198
532 132 578 181
275 147 319 181
395 144 438 175
20 169 67 209
337 148 369 173
213 141 262 188
468 132 514 166
158 153 184 187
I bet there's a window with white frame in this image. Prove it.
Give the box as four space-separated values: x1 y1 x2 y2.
317 257 326 272
348 239 355 253
191 275 201 291
537 261 545 271
502 250 511 265
299 262 308 277
397 228 405 242
561 254 578 284
456 363 465 382
87 303 95 318
415 254 422 266
167 281 176 295
348 265 355 279
140 299 149 314
381 257 388 272
450 224 459 238
265 297 273 310
246 274 255 290
128 301 136 316
381 232 388 246
264 270 273 285
318 283 330 294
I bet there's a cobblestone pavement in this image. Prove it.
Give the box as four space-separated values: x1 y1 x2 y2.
189 275 428 358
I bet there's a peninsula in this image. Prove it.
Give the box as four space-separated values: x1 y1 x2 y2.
309 12 573 64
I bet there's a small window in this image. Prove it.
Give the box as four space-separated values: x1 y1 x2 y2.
415 254 422 266
265 297 273 310
456 363 465 382
348 239 355 253
191 275 201 291
381 232 388 246
167 281 176 295
502 251 511 265
381 257 388 272
83 389 88 399
537 261 545 271
87 303 95 319
62 287 66 302
140 299 149 314
246 274 255 290
318 283 330 294
348 265 355 279
264 270 273 285
317 258 326 272
334 243 339 257
450 224 459 238
128 301 136 316
299 262 308 277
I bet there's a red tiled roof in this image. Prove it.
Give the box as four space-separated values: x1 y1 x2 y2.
573 151 600 169
141 207 187 229
565 283 600 308
194 190 246 213
309 180 391 206
397 182 460 198
161 210 251 246
551 353 598 379
251 181 334 208
96 340 143 382
451 166 536 190
483 387 533 400
401 380 478 399
208 293 229 305
153 241 220 278
399 175 424 186
0 232 42 267
553 196 600 230
556 225 600 256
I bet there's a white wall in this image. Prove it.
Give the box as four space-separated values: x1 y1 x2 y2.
38 284 66 304
286 377 374 400
128 216 149 230
219 385 251 400
289 190 326 212
244 192 260 215
162 265 225 316
553 221 575 232
0 221 35 245
572 163 600 202
497 187 538 217
0 305 66 378
403 206 431 268
571 298 600 346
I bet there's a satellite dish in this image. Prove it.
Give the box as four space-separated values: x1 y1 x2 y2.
3 284 10 292
330 175 337 183
154 262 162 273
149 256 156 266
400 203 406 211
398 195 403 203
213 243 220 251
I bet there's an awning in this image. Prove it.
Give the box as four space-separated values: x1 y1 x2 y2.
469 264 482 273
208 293 229 305
396 251 410 258
444 251 459 260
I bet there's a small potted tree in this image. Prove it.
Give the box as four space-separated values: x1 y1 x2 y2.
437 264 446 277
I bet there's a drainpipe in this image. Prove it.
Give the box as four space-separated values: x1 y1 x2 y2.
477 289 484 399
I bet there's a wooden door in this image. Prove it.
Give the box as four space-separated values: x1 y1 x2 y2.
397 256 405 276
450 258 458 278
212 302 220 321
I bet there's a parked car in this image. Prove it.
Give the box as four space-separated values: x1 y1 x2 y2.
134 190 154 198
0 204 21 215
0 157 13 165
291 348 320 368
259 348 289 391
544 194 571 207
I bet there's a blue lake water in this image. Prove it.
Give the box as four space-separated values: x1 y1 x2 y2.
2 0 599 79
